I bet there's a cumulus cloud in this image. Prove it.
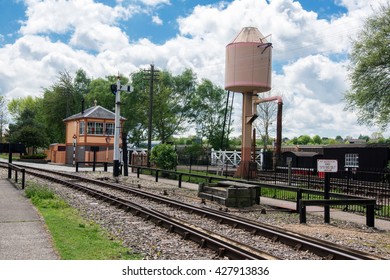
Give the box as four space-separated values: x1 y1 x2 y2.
152 15 163 25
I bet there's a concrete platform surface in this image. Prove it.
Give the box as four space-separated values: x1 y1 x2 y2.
0 179 59 260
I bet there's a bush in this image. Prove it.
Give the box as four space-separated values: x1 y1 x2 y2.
21 153 47 159
150 143 177 170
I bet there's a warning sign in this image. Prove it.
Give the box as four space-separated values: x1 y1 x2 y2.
317 159 338 173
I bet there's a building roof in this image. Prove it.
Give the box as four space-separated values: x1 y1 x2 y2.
325 143 390 149
63 105 125 122
282 151 320 157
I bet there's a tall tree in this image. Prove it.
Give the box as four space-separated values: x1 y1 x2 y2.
345 4 390 129
145 69 197 143
192 79 229 149
8 108 49 153
42 69 90 142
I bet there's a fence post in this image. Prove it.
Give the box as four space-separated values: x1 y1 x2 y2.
296 188 302 213
178 173 182 188
299 201 306 224
288 161 292 186
366 204 375 227
15 169 18 183
21 169 25 190
76 162 79 172
137 167 140 178
104 162 108 172
324 173 331 223
155 170 159 182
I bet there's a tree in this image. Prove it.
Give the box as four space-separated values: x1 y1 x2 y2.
345 4 390 129
152 69 197 143
297 135 312 145
312 135 322 144
8 108 49 153
150 143 177 170
254 92 278 150
42 69 90 142
191 79 229 149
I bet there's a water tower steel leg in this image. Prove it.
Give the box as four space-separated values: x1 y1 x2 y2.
235 93 254 178
275 101 283 168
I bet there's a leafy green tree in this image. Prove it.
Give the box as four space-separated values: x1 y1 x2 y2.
335 135 344 143
42 69 90 142
8 108 49 153
8 96 42 119
191 79 229 149
297 135 312 145
152 69 197 143
345 4 390 129
312 135 322 144
150 143 177 170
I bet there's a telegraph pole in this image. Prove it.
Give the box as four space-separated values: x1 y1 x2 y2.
143 64 159 167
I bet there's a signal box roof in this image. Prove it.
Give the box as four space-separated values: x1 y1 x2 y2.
63 105 125 122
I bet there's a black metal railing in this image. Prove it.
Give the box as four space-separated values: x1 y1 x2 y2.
7 163 26 189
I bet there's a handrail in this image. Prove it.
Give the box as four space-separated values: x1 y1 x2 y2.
7 163 26 189
76 161 109 172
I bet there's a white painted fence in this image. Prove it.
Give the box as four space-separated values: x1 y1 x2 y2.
210 149 263 167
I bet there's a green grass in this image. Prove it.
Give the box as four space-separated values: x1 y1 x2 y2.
25 183 142 260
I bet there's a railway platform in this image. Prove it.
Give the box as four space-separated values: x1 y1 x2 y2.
0 179 59 260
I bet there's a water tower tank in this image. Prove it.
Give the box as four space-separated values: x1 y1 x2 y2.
225 27 272 93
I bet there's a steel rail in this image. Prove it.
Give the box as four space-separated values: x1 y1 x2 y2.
21 168 279 260
5 163 384 260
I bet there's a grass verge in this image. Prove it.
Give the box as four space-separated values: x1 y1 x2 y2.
25 183 142 260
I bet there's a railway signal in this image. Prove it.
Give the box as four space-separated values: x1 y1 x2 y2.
112 77 133 177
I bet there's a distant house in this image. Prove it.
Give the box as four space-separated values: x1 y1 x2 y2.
60 105 125 165
346 139 367 144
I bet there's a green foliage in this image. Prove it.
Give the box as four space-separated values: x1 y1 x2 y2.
42 69 90 143
21 153 47 159
183 143 205 158
312 135 322 144
192 79 230 149
7 107 49 153
345 4 390 129
150 143 178 170
26 183 140 260
25 184 67 209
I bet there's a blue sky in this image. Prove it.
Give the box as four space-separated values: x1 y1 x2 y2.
0 0 387 139
0 0 348 45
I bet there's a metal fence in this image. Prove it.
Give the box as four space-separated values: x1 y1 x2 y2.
257 167 390 219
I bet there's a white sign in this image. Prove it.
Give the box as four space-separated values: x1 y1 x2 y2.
120 85 133 92
317 159 338 173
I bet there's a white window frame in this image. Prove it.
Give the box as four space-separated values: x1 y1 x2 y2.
345 153 359 168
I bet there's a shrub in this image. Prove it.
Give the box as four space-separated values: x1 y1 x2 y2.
150 143 177 170
21 153 47 159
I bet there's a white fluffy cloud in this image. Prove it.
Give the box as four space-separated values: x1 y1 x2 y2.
1 0 388 139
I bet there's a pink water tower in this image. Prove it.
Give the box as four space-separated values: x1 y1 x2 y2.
225 27 272 178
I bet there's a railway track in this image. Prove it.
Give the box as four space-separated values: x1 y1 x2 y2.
2 163 385 260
